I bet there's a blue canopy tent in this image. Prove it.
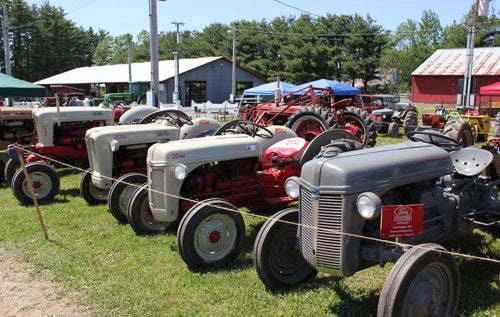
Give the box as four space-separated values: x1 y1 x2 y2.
243 81 298 96
295 79 360 96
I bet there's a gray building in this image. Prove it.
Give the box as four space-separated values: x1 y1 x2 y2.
35 56 266 106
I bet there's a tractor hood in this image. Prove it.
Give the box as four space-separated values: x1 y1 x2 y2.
300 141 453 195
33 106 115 123
86 123 180 147
148 134 262 166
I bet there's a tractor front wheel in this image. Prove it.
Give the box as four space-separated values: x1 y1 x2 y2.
377 243 459 317
80 169 109 205
285 106 336 142
177 198 245 268
388 122 400 138
127 183 172 235
11 162 60 205
108 172 147 224
4 158 21 186
253 208 317 291
337 106 377 147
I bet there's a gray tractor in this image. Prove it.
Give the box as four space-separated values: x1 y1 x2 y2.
253 130 500 316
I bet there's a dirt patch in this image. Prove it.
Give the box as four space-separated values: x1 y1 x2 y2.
0 247 91 316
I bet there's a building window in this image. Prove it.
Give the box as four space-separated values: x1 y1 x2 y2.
237 82 252 96
185 81 207 105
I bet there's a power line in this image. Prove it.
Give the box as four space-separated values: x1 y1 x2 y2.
271 0 322 18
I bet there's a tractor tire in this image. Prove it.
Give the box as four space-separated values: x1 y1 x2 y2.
443 118 474 148
177 198 245 268
337 106 377 147
11 162 60 205
0 159 4 185
377 243 459 317
80 169 109 205
285 106 336 142
253 207 317 291
314 138 364 160
4 158 21 186
388 122 400 138
108 172 147 224
127 183 173 235
403 110 418 134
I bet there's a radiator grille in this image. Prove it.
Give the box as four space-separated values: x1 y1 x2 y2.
299 186 343 272
150 168 165 209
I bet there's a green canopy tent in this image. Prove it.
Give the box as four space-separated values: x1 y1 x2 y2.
0 73 46 97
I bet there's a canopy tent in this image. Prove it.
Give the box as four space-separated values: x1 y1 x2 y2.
0 73 46 97
295 79 361 96
243 81 298 96
480 81 500 95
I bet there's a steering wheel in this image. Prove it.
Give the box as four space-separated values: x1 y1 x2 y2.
162 111 193 126
236 121 273 139
407 130 462 152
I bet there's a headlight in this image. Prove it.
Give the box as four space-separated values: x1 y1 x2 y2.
173 164 188 180
284 177 300 199
110 139 120 152
356 192 381 220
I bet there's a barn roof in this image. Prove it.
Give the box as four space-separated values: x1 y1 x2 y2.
412 47 500 76
35 56 227 85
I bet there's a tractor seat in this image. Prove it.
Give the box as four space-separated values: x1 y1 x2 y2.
450 147 493 176
262 137 308 167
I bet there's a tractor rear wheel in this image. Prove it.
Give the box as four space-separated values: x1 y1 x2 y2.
253 207 317 290
337 106 377 147
285 106 336 142
313 138 364 160
11 162 59 205
403 111 418 134
127 183 173 235
177 198 245 268
108 172 147 224
443 118 474 147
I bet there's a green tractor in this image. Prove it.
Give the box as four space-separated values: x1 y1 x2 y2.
103 81 149 106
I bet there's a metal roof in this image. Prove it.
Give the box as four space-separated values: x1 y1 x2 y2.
34 56 225 85
412 47 500 76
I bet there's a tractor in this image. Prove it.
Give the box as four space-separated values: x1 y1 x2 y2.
81 110 221 224
253 130 500 316
370 103 419 137
3 105 160 205
240 85 377 147
126 120 362 268
102 81 149 107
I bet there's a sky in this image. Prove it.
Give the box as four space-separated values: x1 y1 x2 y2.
24 0 495 37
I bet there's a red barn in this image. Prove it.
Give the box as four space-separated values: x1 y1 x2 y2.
411 47 500 106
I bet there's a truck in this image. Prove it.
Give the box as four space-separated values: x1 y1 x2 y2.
253 129 500 316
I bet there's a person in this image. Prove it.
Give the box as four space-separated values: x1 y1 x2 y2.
68 96 80 106
82 96 91 107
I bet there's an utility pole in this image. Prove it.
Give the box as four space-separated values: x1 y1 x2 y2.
172 21 184 106
149 0 166 107
2 0 11 75
227 21 238 103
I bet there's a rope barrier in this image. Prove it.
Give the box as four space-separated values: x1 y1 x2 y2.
9 144 500 265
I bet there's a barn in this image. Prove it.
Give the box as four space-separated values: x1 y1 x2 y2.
411 47 500 106
35 56 266 106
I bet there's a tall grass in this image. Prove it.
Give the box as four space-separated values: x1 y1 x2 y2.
0 117 499 316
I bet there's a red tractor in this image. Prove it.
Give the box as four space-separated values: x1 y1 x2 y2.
240 85 377 147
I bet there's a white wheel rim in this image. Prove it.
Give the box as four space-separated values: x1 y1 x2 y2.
193 213 237 262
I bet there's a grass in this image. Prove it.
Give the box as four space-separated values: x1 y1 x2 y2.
0 109 499 316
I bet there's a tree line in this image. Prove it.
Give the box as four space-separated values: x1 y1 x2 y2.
1 0 499 93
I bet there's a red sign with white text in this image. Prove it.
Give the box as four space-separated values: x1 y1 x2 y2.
380 204 424 238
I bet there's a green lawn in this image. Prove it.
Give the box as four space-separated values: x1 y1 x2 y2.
0 116 499 316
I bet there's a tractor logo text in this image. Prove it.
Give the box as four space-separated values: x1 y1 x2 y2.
172 152 185 160
393 206 413 222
